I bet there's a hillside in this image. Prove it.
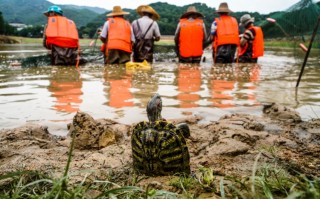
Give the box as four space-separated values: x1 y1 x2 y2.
84 2 266 36
63 5 107 14
0 0 268 35
1 0 319 38
0 0 104 27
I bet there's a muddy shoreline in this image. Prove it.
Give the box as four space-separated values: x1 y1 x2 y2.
0 103 319 197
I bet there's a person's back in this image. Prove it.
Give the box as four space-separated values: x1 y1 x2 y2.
238 14 264 63
132 5 161 63
100 6 135 64
174 6 207 63
43 5 79 66
210 2 239 64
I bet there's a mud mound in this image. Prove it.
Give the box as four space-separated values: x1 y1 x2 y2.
263 103 302 123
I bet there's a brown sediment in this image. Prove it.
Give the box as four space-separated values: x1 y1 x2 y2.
0 36 19 44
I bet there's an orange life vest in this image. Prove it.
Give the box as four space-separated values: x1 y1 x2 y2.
179 18 204 57
45 16 79 48
107 17 132 53
213 15 239 50
239 26 264 58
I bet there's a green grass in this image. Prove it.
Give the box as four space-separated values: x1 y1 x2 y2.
0 138 319 199
0 134 178 199
0 146 319 198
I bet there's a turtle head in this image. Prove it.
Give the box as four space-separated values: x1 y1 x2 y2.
146 93 162 122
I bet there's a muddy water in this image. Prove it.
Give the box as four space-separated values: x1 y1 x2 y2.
0 45 319 135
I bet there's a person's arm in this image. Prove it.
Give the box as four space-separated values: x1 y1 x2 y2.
174 23 180 57
210 20 217 41
42 25 48 49
240 28 255 47
240 37 247 47
99 21 109 43
153 22 161 41
130 26 135 43
202 22 211 49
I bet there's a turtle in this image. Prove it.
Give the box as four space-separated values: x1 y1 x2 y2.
131 93 191 176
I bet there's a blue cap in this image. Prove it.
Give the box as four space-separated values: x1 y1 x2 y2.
44 5 63 16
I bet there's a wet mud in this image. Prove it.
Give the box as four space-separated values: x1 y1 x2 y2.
0 103 319 194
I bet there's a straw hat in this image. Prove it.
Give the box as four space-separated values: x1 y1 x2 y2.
137 5 160 21
180 6 204 19
106 6 129 17
240 14 255 27
216 2 232 13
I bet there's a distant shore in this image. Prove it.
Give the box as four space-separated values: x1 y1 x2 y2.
1 35 313 50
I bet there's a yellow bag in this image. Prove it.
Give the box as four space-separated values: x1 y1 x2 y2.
125 60 151 70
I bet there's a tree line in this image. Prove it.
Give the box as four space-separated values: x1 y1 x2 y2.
78 2 268 39
0 12 15 35
1 1 320 39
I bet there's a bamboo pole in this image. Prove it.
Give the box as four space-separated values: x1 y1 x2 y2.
296 16 320 87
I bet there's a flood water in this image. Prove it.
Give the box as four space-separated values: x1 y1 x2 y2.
0 44 320 135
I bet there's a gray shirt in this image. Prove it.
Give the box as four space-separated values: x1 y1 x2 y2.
132 16 161 40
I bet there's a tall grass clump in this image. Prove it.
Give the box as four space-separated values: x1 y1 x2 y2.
219 152 320 199
0 134 177 198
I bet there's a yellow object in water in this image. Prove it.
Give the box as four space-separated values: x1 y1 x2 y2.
125 60 151 70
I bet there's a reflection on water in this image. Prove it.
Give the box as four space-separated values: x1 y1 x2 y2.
177 64 201 108
48 67 83 113
0 45 320 134
103 66 134 108
209 64 261 108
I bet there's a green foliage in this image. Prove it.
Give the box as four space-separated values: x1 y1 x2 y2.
197 166 216 192
82 2 279 37
224 167 320 199
63 8 101 28
0 12 4 33
0 0 48 25
2 0 320 39
17 25 43 38
0 12 16 35
0 0 101 27
169 173 200 198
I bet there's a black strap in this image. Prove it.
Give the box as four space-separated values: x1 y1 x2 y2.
137 20 154 39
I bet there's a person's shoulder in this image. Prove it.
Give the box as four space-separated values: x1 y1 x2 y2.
244 28 255 39
248 27 256 34
244 28 254 33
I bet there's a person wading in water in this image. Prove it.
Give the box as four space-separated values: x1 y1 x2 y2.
131 5 161 63
43 5 80 66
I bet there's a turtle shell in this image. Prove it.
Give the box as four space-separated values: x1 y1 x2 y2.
131 120 190 176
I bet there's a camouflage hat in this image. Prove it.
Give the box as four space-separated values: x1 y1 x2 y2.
240 14 255 26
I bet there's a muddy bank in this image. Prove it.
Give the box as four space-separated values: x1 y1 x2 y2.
0 36 19 44
0 103 319 194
